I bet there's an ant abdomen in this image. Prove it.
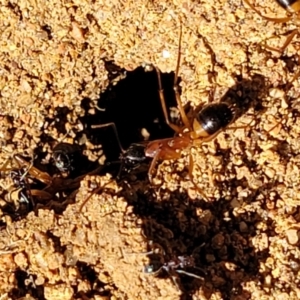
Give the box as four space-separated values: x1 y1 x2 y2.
52 143 82 174
277 0 300 11
194 103 234 136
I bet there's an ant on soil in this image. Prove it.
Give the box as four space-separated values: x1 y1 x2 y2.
142 242 205 290
4 168 34 214
51 142 90 178
0 154 53 216
0 151 104 216
141 24 255 198
91 122 149 178
90 24 259 200
244 0 300 53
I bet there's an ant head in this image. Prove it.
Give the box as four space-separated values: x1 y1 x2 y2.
143 261 163 275
52 143 82 173
121 143 147 166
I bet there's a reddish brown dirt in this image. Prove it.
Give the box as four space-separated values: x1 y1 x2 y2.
1 0 300 299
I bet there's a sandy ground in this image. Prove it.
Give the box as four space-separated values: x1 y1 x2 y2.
1 0 300 299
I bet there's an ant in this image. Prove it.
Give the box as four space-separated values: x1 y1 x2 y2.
0 154 53 216
91 24 255 199
143 24 249 198
91 122 149 178
13 154 52 186
243 0 300 53
142 242 204 290
6 168 34 213
0 153 105 215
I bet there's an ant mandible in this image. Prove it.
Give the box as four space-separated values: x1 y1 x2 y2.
243 0 300 53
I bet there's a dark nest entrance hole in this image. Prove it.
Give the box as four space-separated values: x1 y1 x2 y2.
80 63 179 166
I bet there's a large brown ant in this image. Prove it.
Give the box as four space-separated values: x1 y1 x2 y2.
142 25 250 198
243 0 300 53
90 25 256 199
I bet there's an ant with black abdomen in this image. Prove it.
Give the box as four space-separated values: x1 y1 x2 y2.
0 154 53 217
0 151 105 217
89 23 266 200
140 24 259 199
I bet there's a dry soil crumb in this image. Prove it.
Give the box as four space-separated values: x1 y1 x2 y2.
1 0 300 299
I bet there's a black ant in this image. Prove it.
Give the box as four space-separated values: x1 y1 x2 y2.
244 0 300 53
6 168 34 213
142 24 252 198
91 122 149 178
0 154 52 216
0 153 105 216
142 242 204 290
52 142 84 177
0 154 52 208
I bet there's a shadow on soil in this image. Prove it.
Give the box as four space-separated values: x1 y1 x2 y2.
122 186 273 300
6 64 276 299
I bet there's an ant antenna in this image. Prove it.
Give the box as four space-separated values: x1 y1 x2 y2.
91 122 126 153
174 20 182 87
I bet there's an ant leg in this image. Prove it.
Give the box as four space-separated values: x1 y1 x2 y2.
14 155 52 186
0 157 13 172
169 273 182 291
262 29 298 53
173 86 192 131
226 123 254 131
155 21 192 132
30 190 53 201
173 22 193 131
262 114 288 135
79 179 113 212
148 149 162 182
155 67 183 133
188 153 208 200
91 122 125 153
243 0 292 23
176 269 204 280
243 0 296 52
225 115 257 132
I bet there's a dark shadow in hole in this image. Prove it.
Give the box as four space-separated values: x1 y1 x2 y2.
79 66 177 164
35 65 178 180
75 261 112 299
117 183 274 300
8 269 45 300
46 230 67 253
